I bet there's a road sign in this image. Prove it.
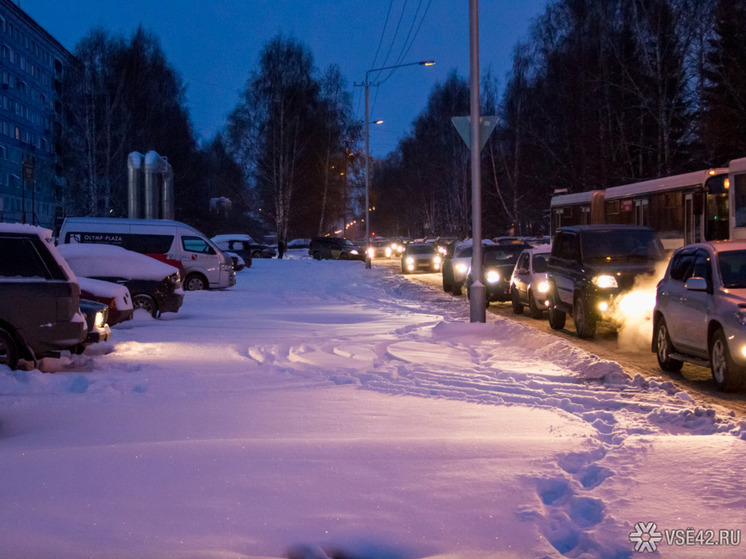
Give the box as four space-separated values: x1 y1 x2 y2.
451 115 498 152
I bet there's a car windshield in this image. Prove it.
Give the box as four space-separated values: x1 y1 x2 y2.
342 240 356 247
455 246 473 258
408 245 435 255
718 250 746 288
483 245 524 265
581 230 663 260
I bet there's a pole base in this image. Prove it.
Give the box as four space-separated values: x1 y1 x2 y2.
365 255 372 269
469 282 486 323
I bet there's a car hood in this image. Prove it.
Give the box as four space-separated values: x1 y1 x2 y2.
718 287 746 305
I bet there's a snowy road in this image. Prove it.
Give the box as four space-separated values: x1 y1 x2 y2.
0 255 744 558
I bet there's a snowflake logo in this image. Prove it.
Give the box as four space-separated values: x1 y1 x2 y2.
629 521 663 552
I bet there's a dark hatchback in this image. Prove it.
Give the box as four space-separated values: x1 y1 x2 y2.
467 243 531 305
309 237 365 260
0 224 88 369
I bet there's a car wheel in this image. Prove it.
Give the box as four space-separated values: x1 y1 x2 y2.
132 294 158 318
573 295 597 339
710 329 744 392
451 281 462 296
340 252 349 260
528 291 544 319
0 328 19 370
511 287 524 315
185 273 207 291
252 250 263 259
547 289 566 331
654 317 683 372
313 251 322 261
442 270 453 292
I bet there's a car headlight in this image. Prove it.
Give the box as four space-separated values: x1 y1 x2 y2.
367 247 375 257
385 247 392 257
537 280 550 293
455 263 468 274
405 256 414 264
486 270 500 284
350 249 359 255
592 274 618 289
94 309 106 328
434 255 442 264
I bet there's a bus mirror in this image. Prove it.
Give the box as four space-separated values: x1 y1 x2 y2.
693 189 704 216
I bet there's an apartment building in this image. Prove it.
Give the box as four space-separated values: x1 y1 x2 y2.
0 0 74 228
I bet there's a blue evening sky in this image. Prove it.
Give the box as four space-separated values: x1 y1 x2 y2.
21 0 546 157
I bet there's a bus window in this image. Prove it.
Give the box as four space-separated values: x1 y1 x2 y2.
734 173 746 229
706 174 730 240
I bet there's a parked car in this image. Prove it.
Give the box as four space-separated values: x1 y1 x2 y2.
223 251 246 272
287 238 311 249
0 224 88 369
78 276 134 326
547 225 664 338
58 244 184 319
653 240 746 391
510 244 552 318
308 237 364 260
467 242 531 305
401 243 442 273
60 217 235 291
79 299 110 346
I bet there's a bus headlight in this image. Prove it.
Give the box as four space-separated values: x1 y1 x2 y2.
486 270 500 284
592 274 618 289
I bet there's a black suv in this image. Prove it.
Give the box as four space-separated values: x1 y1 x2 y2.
0 224 88 369
309 237 364 261
547 225 664 338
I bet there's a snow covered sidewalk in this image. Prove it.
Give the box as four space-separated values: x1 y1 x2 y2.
0 257 744 558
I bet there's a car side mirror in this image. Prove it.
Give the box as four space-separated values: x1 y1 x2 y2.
517 267 528 275
533 256 548 273
685 277 708 291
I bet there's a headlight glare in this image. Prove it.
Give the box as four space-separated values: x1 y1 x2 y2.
94 310 106 328
486 270 500 284
592 274 618 289
537 280 550 293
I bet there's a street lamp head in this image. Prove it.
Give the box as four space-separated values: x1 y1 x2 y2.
420 60 435 66
372 119 384 125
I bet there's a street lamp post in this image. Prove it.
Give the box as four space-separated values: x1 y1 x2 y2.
361 60 434 269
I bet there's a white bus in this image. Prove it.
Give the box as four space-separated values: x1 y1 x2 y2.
550 157 746 250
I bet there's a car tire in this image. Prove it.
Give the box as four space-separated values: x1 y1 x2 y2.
132 294 159 318
528 291 544 319
185 273 207 291
340 252 349 260
442 273 452 293
252 250 263 259
573 295 597 339
654 317 683 372
313 251 322 261
0 328 20 370
710 329 744 392
511 288 524 315
547 289 566 331
451 282 462 296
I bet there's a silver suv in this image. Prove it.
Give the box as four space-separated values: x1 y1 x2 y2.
653 240 746 391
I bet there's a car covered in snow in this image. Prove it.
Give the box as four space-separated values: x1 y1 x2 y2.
78 276 134 326
58 243 184 318
0 223 87 369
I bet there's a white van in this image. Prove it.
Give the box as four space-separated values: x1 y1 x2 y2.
58 217 235 291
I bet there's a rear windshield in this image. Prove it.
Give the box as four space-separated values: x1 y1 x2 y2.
718 250 746 288
483 245 525 265
581 230 663 260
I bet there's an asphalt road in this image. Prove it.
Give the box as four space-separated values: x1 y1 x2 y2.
375 257 746 417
